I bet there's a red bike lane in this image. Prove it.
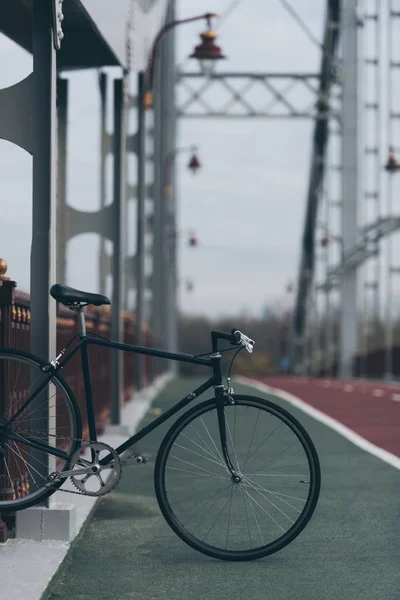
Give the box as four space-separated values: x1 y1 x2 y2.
251 377 400 458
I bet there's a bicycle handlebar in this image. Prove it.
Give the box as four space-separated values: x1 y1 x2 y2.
211 329 255 354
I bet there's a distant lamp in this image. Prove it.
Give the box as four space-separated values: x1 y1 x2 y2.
189 14 226 75
187 152 201 174
385 146 400 173
188 232 199 247
320 235 329 248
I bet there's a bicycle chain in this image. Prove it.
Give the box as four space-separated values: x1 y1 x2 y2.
5 426 119 497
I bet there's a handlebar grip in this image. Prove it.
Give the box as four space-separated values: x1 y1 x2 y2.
231 329 242 344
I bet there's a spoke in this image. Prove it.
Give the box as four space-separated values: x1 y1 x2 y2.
202 492 233 543
225 484 234 549
10 441 24 481
5 443 45 487
242 481 253 547
242 476 296 524
10 440 45 487
182 429 224 466
242 476 304 512
246 473 307 477
170 487 222 507
240 485 286 533
2 457 16 498
200 415 227 469
166 465 226 481
5 374 53 427
13 389 59 428
3 362 33 419
172 442 227 470
243 408 262 470
182 482 231 528
169 454 227 481
188 423 224 464
244 419 283 465
239 484 265 545
249 447 305 475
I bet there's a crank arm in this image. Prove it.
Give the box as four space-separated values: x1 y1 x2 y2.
121 455 150 466
50 463 115 481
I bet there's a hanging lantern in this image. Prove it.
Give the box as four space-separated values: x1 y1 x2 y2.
187 152 201 174
320 234 329 247
189 15 226 76
385 146 400 172
188 233 198 247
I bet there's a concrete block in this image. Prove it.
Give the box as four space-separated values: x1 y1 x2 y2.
16 503 77 542
16 506 42 541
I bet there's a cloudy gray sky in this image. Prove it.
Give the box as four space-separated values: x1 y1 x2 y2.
0 1 325 319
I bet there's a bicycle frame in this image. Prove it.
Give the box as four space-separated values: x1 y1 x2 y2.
5 329 237 473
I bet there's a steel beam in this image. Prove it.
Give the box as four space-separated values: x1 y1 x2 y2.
339 0 360 378
176 72 335 119
291 0 341 372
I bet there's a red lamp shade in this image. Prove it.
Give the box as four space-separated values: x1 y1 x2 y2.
189 29 225 75
188 234 198 247
188 153 201 173
385 146 400 172
320 235 329 247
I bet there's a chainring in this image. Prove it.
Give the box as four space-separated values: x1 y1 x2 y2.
70 442 122 497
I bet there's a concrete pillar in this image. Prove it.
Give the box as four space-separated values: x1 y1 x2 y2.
135 71 146 389
110 78 126 424
30 0 58 497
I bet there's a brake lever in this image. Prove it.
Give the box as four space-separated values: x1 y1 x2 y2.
240 334 255 354
243 341 254 354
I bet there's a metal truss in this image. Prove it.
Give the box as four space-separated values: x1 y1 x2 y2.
176 72 337 119
317 216 400 291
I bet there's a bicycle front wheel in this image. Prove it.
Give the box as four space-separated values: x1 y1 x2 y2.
0 349 82 512
155 395 320 561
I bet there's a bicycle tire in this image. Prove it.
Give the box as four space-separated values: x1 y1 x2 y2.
0 348 82 512
154 394 320 561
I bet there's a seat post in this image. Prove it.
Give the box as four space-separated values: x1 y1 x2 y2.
77 306 86 337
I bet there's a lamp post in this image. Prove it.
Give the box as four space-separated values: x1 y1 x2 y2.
136 10 224 373
144 12 225 109
161 146 201 361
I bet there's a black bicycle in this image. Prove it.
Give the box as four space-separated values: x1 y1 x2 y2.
0 284 320 561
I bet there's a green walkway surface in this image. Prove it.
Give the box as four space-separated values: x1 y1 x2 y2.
42 378 400 600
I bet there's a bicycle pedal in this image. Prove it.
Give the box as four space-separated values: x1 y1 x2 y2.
122 454 151 466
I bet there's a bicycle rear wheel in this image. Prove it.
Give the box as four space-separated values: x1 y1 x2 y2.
155 394 320 561
0 349 82 512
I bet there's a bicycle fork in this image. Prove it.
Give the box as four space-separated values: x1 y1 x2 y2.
215 389 242 483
